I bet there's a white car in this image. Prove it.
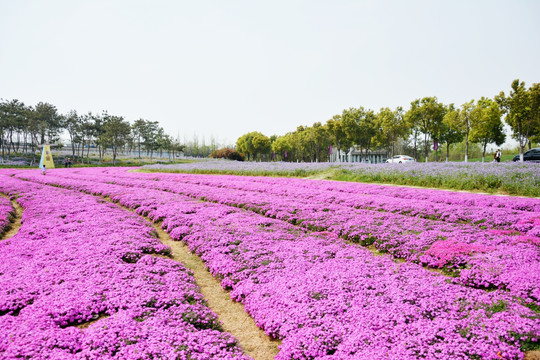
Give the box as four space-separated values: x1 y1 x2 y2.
386 155 416 163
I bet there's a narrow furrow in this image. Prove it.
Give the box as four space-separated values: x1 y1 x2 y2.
20 182 281 360
0 194 23 241
151 221 281 360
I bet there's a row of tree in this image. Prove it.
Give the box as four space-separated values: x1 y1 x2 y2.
236 79 540 162
0 100 185 164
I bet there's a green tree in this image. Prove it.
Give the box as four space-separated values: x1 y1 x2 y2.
342 107 377 160
496 79 539 161
271 135 292 161
326 115 351 162
236 131 267 161
405 97 445 162
103 114 131 165
374 107 408 157
62 110 83 158
527 83 540 145
455 100 475 162
132 119 148 162
252 133 271 161
0 99 28 156
139 120 160 161
33 102 61 145
78 112 96 163
470 97 505 162
440 104 465 162
304 122 329 162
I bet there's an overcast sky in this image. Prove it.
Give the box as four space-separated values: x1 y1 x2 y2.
1 0 539 146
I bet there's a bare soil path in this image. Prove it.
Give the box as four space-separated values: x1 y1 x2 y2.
100 193 281 360
0 195 23 241
152 221 281 360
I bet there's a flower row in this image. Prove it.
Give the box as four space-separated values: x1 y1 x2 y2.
0 195 13 236
0 173 250 360
11 168 539 359
51 168 540 304
142 161 540 196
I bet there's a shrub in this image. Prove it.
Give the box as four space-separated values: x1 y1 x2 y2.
209 148 245 161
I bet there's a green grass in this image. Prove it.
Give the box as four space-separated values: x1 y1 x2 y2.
137 167 325 178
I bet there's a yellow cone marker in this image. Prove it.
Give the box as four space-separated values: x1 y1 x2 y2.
39 145 55 169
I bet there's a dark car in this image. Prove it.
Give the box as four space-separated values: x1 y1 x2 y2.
513 148 540 162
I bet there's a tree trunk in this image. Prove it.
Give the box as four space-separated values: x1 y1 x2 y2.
464 128 469 162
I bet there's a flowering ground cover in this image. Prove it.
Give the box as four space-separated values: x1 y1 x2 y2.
44 168 540 306
143 160 540 196
7 168 540 359
0 173 251 359
0 195 14 236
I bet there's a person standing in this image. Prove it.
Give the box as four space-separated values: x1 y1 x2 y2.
42 164 47 175
495 149 501 163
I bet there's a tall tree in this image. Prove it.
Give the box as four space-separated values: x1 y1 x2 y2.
496 79 538 162
440 104 465 162
103 114 131 165
271 135 292 161
62 110 82 157
454 100 475 162
527 83 540 146
0 99 27 156
132 119 148 162
470 97 506 162
342 107 377 161
405 97 445 162
236 131 267 161
374 107 408 157
304 122 328 162
140 121 160 161
326 115 351 162
252 133 271 161
34 102 61 145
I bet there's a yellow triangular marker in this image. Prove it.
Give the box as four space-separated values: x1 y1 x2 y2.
39 145 55 169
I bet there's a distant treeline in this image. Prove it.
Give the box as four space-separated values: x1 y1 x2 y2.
0 101 224 164
236 79 540 162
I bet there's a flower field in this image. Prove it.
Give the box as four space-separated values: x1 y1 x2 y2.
144 160 540 197
0 174 250 359
0 195 13 236
1 167 539 359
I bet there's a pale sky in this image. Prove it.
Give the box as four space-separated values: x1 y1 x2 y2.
1 0 539 146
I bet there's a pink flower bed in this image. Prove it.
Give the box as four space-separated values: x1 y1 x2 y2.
0 195 13 235
37 168 540 304
0 174 250 359
7 168 539 359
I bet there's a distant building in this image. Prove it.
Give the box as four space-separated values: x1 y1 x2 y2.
331 147 388 163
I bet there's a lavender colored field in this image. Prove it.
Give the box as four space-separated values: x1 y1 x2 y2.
144 160 540 196
0 175 251 359
3 167 539 359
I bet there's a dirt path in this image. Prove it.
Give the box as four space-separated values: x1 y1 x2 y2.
525 351 540 360
96 192 281 359
152 222 281 360
0 195 23 241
